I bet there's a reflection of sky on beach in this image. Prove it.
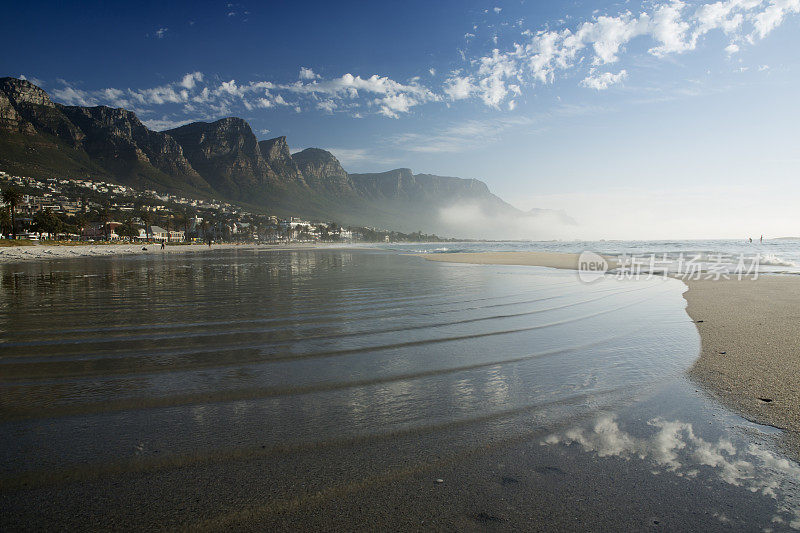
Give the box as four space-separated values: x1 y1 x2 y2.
544 415 800 529
2 249 799 529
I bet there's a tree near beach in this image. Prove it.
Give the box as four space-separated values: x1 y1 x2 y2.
97 205 111 241
138 210 153 241
1 186 23 240
73 213 88 237
33 209 62 239
0 208 11 238
118 219 140 240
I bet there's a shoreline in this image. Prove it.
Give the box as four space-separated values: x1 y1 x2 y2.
683 277 800 457
411 251 617 270
417 250 800 457
0 242 364 264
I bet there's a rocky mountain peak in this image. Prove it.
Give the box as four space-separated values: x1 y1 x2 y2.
57 104 205 187
292 148 350 192
0 77 83 143
0 77 529 237
166 118 277 199
0 77 55 108
258 136 305 184
259 136 290 160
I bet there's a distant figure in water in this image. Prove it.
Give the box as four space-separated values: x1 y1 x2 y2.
760 235 763 243
141 246 147 251
749 237 753 243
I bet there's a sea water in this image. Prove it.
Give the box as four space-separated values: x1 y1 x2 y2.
385 238 800 275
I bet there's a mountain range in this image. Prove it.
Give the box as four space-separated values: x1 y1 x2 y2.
0 77 571 237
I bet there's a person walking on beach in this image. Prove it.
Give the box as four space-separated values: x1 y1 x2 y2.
161 241 165 250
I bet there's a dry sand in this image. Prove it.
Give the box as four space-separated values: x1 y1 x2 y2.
418 251 800 456
0 242 354 263
683 277 800 455
414 251 616 270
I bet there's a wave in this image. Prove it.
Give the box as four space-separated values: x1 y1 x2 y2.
758 253 800 268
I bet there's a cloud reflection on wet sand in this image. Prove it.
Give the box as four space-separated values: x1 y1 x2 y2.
543 415 800 529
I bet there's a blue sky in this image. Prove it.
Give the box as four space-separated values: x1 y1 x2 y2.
3 0 800 238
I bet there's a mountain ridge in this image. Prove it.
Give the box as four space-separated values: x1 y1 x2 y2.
0 76 560 237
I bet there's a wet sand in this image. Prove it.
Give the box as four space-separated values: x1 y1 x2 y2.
418 251 800 458
3 250 800 529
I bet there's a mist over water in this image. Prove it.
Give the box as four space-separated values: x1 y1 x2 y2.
1 249 798 529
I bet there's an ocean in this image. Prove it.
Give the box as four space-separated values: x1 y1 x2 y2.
383 238 800 275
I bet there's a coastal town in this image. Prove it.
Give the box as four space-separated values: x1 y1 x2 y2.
0 170 447 245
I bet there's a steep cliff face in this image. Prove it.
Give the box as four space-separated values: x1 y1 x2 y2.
0 77 214 193
166 118 277 200
258 136 305 185
58 105 209 190
349 168 506 208
0 77 83 144
292 148 352 193
350 168 416 200
0 87 35 134
0 77 543 237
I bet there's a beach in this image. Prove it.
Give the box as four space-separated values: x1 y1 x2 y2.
3 248 800 529
412 251 605 270
419 251 800 458
683 277 800 456
0 241 355 263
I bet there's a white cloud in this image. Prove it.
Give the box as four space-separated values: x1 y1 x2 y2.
179 72 203 90
324 147 400 168
443 75 475 100
141 117 194 130
51 85 96 106
391 115 537 154
316 99 337 113
154 27 168 39
751 0 800 39
19 74 45 87
580 69 628 90
474 48 521 107
493 7 502 14
390 105 602 154
274 73 440 117
447 0 799 108
299 67 319 80
648 1 694 57
725 42 740 53
43 0 800 123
